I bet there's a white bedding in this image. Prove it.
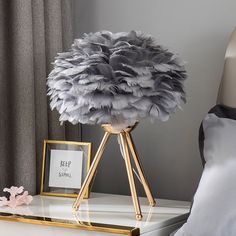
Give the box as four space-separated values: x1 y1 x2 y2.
173 113 236 236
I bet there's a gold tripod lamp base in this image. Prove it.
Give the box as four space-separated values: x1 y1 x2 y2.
73 123 156 220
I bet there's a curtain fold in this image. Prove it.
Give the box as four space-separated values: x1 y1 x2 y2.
0 0 79 194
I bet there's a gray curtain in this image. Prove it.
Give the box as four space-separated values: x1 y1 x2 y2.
0 0 80 195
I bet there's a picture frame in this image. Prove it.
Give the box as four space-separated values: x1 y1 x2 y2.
40 140 92 198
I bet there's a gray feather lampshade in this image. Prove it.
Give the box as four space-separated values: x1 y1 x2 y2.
47 30 187 220
47 30 187 129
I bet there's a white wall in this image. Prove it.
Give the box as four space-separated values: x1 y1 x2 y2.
73 0 236 200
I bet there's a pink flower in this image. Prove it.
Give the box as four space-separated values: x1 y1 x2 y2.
3 186 24 197
0 186 33 208
16 191 33 205
7 196 18 208
0 197 8 207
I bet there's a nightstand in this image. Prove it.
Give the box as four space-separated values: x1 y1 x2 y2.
0 193 190 236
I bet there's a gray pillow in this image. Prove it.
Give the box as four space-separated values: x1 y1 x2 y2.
174 105 236 236
199 104 236 166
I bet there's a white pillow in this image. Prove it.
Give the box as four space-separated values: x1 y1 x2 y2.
174 112 236 236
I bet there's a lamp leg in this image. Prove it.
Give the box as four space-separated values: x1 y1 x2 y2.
119 132 142 220
73 132 111 210
125 132 156 207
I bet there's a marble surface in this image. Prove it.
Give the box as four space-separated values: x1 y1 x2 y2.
0 193 190 234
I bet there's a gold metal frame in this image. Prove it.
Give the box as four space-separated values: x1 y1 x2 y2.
40 140 92 198
0 212 140 236
73 124 156 220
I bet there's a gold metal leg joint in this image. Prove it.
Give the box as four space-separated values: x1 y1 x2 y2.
74 124 156 220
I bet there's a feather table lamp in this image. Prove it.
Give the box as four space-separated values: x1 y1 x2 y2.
47 31 187 220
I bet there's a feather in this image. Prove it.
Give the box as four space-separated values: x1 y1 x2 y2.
47 30 187 127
